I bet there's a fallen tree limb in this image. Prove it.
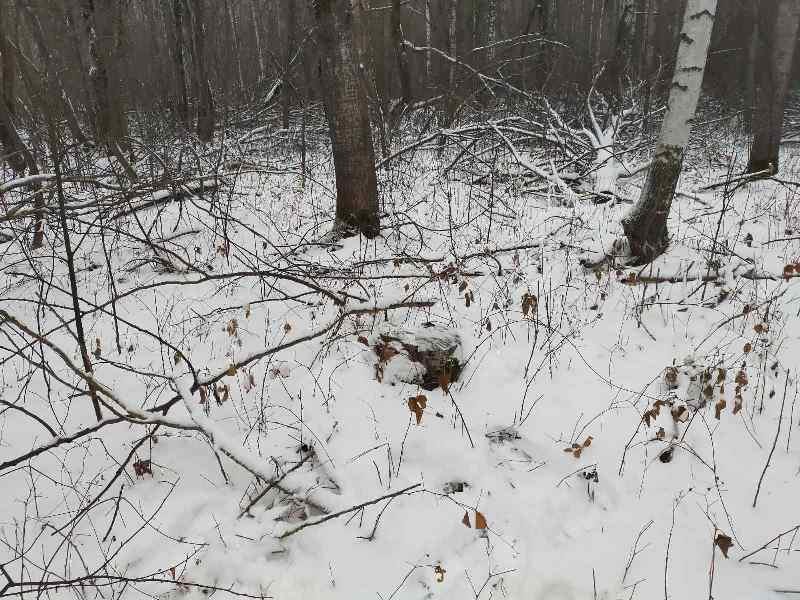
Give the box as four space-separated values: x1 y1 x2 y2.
277 482 421 539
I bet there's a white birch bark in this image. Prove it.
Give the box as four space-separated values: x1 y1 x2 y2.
620 0 717 264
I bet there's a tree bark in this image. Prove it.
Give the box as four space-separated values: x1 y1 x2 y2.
622 0 717 265
747 0 800 175
486 0 497 63
0 2 27 175
168 0 190 126
186 0 215 143
605 0 636 101
79 0 128 148
391 0 411 105
313 0 380 239
282 0 296 129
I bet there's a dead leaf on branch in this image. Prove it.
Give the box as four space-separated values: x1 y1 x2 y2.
462 511 471 528
564 436 593 458
714 532 733 558
408 394 427 425
133 459 152 477
474 511 488 529
714 397 726 419
521 293 538 316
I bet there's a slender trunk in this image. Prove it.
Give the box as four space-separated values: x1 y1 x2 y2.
0 2 27 174
186 0 215 142
424 0 432 92
250 0 264 82
444 0 458 127
605 0 636 101
15 2 89 146
391 0 411 105
747 0 800 175
487 0 497 63
225 0 244 96
622 0 717 265
313 0 379 238
169 0 190 126
79 0 126 147
282 0 296 129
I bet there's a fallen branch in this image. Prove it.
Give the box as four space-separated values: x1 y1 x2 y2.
278 483 421 539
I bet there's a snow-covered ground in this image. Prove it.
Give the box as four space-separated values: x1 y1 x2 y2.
1 128 799 600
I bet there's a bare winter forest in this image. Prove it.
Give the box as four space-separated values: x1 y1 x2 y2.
2 0 800 598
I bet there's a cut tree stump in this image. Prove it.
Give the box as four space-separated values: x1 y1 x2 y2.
374 325 462 390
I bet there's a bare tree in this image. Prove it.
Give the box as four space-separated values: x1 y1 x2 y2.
621 0 717 265
313 0 379 238
282 0 297 129
0 2 27 175
746 0 800 175
167 0 189 126
79 0 129 148
391 0 411 105
186 0 215 143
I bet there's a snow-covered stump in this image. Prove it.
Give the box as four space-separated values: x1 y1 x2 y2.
373 325 463 390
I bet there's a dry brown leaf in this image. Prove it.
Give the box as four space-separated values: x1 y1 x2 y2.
439 371 451 393
743 342 752 354
714 532 733 558
714 398 726 419
357 335 369 346
462 511 471 528
408 394 427 425
671 405 689 423
474 511 488 529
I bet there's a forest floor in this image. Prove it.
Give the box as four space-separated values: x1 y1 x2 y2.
1 115 800 600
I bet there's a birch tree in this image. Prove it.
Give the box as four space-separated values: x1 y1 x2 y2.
313 0 380 238
746 0 800 176
620 0 717 265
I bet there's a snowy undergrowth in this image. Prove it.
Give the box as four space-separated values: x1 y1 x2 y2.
1 136 799 600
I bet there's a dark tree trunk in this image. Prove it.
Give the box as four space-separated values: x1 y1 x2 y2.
390 0 411 105
187 0 215 143
168 0 190 126
313 0 380 239
282 0 296 129
604 0 636 103
79 0 128 148
0 2 27 174
747 0 800 175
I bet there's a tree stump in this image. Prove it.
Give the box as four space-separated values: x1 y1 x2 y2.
373 325 462 390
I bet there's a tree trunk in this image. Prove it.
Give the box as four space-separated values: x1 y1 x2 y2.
15 2 89 147
282 0 296 129
313 0 380 239
186 0 215 143
79 0 128 148
486 0 497 63
444 0 458 126
747 0 800 175
622 0 717 265
424 0 432 92
390 0 411 105
168 0 190 126
250 0 265 82
605 0 636 100
0 2 27 175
